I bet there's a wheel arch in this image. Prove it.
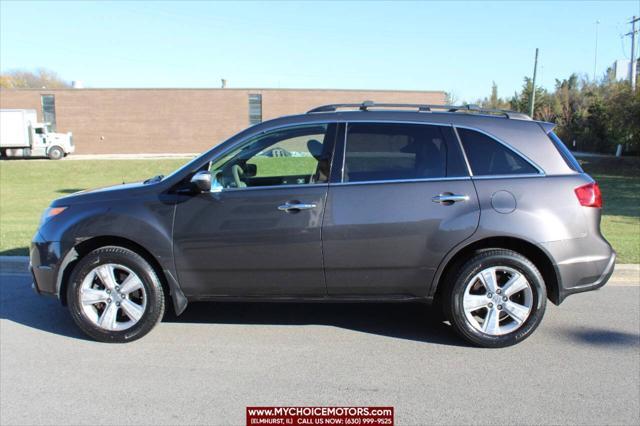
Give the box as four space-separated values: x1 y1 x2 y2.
58 235 187 314
432 236 561 305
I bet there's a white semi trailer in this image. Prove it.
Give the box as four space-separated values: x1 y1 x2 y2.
0 109 74 159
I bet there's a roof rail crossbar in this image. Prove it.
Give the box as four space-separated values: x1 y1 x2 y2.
307 101 531 120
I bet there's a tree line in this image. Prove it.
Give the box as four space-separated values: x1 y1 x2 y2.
473 71 640 155
0 68 71 90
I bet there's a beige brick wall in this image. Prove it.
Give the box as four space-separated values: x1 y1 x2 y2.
0 88 445 154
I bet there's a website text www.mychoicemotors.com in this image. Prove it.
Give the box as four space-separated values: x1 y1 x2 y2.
246 406 394 425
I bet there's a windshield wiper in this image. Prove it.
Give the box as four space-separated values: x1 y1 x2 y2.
143 175 164 184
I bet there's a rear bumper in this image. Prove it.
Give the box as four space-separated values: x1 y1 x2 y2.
542 236 616 304
556 250 616 303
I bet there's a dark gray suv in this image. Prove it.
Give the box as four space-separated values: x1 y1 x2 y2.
30 102 615 347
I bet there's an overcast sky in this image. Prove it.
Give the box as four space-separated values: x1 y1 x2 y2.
1 0 639 101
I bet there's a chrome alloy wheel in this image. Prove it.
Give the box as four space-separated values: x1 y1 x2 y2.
79 264 147 331
462 266 533 336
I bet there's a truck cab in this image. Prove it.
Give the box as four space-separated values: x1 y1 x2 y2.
31 122 75 159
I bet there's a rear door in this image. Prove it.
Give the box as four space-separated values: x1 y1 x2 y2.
322 122 480 297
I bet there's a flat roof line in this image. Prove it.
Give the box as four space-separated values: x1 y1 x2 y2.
0 87 445 94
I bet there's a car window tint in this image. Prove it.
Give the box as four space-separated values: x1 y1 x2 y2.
457 128 538 176
344 123 463 182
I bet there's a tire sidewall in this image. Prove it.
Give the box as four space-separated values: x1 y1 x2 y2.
450 252 547 348
67 247 164 343
48 146 64 160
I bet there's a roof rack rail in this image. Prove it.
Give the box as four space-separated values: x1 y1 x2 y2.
306 101 531 120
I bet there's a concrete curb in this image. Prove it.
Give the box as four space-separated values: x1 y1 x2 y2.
0 256 29 274
612 264 640 285
1 255 638 285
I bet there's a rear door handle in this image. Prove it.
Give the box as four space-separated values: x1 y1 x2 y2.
278 202 317 212
431 193 469 204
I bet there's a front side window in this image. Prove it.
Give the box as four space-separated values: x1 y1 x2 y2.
343 123 467 183
457 128 538 176
209 124 334 189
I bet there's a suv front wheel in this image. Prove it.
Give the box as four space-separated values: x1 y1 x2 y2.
67 246 165 343
443 249 547 348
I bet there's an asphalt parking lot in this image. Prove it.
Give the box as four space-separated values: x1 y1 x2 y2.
1 270 638 425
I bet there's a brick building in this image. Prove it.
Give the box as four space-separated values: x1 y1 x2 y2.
0 88 446 154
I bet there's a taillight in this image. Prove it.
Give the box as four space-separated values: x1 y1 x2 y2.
574 182 602 208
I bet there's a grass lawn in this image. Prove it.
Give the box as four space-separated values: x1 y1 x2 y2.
579 156 640 264
0 159 188 256
0 156 638 263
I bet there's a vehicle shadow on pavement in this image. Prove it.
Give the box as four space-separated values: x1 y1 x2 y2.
0 273 88 340
1 272 466 346
566 328 640 347
164 301 468 347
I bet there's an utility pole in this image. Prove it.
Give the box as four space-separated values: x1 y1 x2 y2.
528 48 539 118
627 16 639 91
593 20 600 81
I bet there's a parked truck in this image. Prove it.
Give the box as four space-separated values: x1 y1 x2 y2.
0 109 74 159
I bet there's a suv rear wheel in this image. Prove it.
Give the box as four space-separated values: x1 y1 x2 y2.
67 246 165 342
443 249 546 348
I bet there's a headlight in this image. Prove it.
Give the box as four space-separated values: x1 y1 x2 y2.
39 206 67 226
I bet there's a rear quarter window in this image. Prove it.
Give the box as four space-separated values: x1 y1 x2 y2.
547 131 584 173
456 128 539 176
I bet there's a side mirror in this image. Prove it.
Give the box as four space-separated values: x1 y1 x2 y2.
190 170 212 192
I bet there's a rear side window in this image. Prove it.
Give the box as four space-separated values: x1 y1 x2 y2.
457 128 538 176
548 131 583 172
344 123 468 182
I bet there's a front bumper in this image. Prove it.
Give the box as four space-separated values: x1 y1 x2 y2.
30 232 62 296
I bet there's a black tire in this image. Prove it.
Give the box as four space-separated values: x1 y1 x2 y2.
443 249 547 348
48 146 64 160
67 246 165 343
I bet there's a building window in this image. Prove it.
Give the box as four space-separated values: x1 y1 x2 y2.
249 94 262 125
41 94 56 131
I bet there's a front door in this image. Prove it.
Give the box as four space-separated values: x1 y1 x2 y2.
322 122 480 297
173 123 338 298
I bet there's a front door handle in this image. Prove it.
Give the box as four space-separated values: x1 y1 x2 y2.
278 202 317 212
431 193 470 204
